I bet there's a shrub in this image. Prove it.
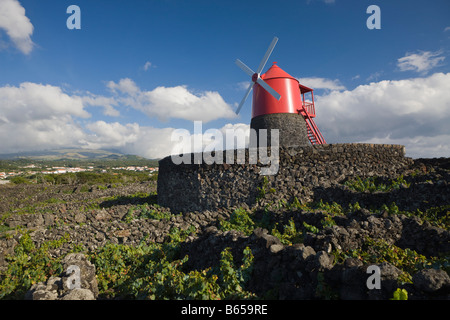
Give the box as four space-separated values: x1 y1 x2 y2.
271 218 303 245
0 233 68 299
218 247 255 299
344 175 410 193
391 288 408 300
89 242 254 300
9 176 31 184
219 207 255 236
332 237 439 285
138 205 173 221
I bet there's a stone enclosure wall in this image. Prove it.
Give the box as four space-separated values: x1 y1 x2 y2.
157 143 413 213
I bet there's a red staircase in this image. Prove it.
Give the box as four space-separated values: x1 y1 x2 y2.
303 111 326 145
297 85 326 145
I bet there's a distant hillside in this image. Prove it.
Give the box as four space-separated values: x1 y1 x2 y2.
0 148 143 161
0 149 160 170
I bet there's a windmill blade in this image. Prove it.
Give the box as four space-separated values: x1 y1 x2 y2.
235 59 255 78
256 77 281 100
256 36 278 74
235 82 254 114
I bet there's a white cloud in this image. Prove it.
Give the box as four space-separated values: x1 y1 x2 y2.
83 121 250 159
143 61 152 71
0 81 174 158
0 0 34 54
0 80 239 158
0 82 90 121
0 116 87 153
314 72 450 158
84 121 140 149
297 77 346 91
107 78 139 95
397 50 445 74
444 26 450 32
81 94 120 117
237 81 251 91
0 82 91 153
107 78 237 123
363 134 450 159
366 71 383 82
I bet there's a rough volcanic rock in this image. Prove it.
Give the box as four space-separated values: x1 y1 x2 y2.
26 253 98 300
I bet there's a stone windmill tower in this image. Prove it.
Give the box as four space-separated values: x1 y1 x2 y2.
235 37 326 148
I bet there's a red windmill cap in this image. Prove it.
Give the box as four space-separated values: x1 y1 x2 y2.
261 62 298 81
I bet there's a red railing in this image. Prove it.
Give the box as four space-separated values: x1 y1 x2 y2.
298 103 326 145
304 115 326 145
303 101 315 118
298 86 325 144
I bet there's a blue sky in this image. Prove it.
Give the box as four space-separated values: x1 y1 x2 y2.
1 0 449 158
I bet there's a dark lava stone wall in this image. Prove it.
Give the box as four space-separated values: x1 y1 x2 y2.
157 143 412 213
250 113 310 147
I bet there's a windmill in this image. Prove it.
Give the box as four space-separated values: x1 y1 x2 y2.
235 37 326 147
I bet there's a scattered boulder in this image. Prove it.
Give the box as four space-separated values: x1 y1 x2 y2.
26 253 98 300
413 269 450 293
61 253 98 298
61 288 96 300
252 227 282 248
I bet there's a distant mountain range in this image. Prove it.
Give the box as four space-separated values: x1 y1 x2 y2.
0 148 148 161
